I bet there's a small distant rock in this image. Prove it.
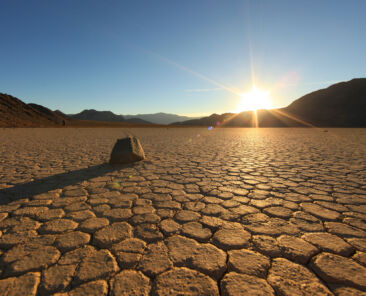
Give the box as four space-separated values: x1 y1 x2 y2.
109 136 145 164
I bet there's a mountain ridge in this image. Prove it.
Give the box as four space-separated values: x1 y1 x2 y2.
0 93 67 127
172 78 366 127
123 112 201 124
68 109 151 124
68 110 201 125
1 78 365 127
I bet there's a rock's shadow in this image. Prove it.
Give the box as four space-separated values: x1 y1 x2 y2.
0 163 135 205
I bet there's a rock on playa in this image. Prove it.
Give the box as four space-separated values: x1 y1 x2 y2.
109 136 145 164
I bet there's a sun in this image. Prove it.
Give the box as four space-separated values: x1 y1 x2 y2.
236 86 272 112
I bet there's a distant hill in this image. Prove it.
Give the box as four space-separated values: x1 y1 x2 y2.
285 78 366 126
2 78 365 128
171 110 303 127
69 109 151 124
0 93 67 127
124 112 201 124
0 95 153 127
54 110 70 120
173 78 366 127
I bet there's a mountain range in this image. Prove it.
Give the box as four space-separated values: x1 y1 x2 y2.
123 113 201 125
173 78 366 127
68 109 150 124
0 95 153 127
0 94 198 127
0 93 67 127
68 110 199 125
1 78 365 127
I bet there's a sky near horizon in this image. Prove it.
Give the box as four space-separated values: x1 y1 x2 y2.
1 0 365 116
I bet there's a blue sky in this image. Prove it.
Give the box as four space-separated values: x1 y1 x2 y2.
1 0 365 116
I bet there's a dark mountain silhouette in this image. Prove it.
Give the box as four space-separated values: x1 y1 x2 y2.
69 109 151 124
0 93 67 127
69 109 124 122
123 112 201 124
171 110 303 127
54 110 70 120
2 78 365 127
0 95 151 127
173 78 366 127
285 78 366 126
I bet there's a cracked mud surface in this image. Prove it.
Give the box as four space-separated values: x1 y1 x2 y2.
0 127 365 295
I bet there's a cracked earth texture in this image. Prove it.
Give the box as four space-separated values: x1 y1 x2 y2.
0 128 365 296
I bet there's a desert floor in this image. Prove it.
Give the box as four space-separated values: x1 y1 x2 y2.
0 127 365 295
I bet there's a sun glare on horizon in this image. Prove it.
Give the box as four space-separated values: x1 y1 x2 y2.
235 86 272 112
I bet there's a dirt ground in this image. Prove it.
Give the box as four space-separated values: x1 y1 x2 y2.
0 127 365 295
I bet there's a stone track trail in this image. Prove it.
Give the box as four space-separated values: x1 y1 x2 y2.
0 128 365 295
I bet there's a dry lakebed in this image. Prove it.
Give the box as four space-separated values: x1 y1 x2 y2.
0 127 365 295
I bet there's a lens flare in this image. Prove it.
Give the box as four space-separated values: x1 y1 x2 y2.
236 86 272 112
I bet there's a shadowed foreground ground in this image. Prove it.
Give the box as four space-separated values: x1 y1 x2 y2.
0 128 365 295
